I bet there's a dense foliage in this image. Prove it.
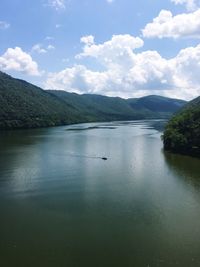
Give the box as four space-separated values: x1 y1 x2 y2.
163 96 200 157
49 91 186 122
0 71 85 129
0 71 186 130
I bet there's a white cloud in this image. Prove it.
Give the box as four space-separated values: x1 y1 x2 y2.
80 35 95 46
47 0 66 10
32 44 55 54
171 0 199 11
0 21 10 30
77 34 144 63
171 44 200 89
0 47 40 76
107 0 115 3
32 44 47 54
142 9 200 39
44 35 200 100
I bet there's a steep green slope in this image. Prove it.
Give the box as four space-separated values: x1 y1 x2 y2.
0 71 84 129
163 96 200 157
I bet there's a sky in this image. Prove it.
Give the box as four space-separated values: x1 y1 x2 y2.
0 0 200 100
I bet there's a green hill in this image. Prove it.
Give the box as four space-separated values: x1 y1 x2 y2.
0 71 84 129
0 71 187 130
48 91 146 121
163 96 200 157
49 91 186 121
127 95 185 113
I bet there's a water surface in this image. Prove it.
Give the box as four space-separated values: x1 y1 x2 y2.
0 120 200 267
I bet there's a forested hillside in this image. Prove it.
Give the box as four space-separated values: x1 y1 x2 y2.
0 71 84 129
49 91 186 122
163 96 200 157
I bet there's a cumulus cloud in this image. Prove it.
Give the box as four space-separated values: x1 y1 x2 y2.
77 34 144 63
80 35 95 46
142 9 200 39
0 47 40 76
171 0 199 11
45 35 200 100
171 44 200 89
0 21 10 30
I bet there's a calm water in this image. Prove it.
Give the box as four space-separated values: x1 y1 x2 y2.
0 121 200 267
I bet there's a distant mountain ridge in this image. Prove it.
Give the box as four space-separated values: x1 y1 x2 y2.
48 90 186 122
127 95 185 113
0 71 187 130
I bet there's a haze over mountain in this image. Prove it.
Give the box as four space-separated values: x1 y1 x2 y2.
0 71 187 130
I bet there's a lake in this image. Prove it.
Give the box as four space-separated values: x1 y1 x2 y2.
0 120 200 267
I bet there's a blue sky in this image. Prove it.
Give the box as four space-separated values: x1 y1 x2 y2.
0 0 200 100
